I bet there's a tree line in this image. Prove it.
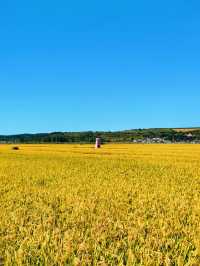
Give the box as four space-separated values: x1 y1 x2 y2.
0 128 200 143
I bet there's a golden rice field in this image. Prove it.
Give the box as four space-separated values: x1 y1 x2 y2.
1 144 200 266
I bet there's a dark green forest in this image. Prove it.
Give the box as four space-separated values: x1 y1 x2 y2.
1 128 200 144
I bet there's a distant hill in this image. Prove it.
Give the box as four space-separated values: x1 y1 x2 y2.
173 128 200 133
1 128 200 144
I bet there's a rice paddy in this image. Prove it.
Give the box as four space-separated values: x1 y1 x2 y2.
0 144 200 265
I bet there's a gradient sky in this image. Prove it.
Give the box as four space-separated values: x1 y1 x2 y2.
1 0 200 134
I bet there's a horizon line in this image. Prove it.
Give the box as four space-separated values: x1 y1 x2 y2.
1 126 200 136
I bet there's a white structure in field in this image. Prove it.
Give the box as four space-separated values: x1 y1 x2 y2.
95 138 101 148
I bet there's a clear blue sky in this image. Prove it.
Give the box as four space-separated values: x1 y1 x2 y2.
1 0 200 134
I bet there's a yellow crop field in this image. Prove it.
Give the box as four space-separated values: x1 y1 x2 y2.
1 144 200 265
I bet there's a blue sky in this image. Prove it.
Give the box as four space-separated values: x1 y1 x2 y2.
0 0 200 134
